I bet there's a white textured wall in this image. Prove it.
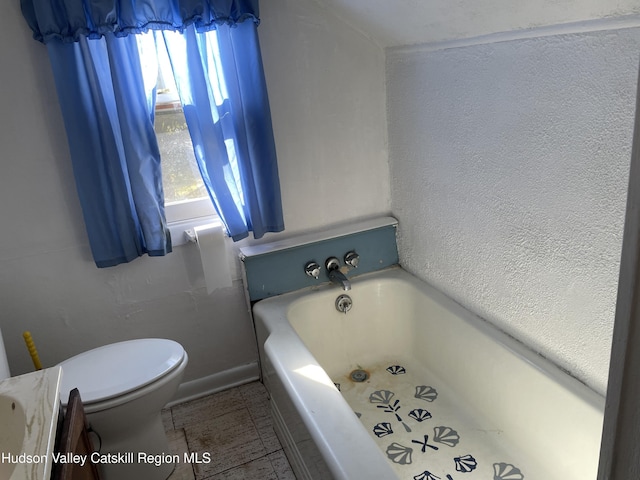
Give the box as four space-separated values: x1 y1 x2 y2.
387 26 640 395
0 0 388 388
259 0 389 234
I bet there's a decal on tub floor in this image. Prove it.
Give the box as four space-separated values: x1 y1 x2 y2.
338 364 525 480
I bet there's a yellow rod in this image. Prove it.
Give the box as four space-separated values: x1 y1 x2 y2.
23 331 42 371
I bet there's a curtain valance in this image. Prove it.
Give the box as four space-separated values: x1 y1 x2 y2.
20 0 259 44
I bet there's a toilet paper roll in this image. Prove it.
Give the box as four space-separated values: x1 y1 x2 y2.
194 224 232 294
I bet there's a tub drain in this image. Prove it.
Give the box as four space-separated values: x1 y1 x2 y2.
350 369 369 382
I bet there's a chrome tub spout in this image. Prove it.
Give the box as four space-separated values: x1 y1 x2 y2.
325 257 351 291
329 268 351 291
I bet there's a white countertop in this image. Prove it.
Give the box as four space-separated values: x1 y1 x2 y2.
0 367 62 480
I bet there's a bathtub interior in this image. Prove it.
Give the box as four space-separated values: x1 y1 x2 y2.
282 268 604 480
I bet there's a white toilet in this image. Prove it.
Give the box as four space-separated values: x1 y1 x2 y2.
58 338 188 480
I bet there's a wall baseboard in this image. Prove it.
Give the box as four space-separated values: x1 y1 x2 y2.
167 362 260 407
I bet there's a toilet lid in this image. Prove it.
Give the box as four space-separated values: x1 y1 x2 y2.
59 339 185 405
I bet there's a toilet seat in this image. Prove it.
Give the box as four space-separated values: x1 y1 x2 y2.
59 339 186 405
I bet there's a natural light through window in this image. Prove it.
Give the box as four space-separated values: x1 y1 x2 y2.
137 32 215 225
294 365 336 388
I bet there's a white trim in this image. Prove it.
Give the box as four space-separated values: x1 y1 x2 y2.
389 14 640 55
165 197 216 223
166 362 260 407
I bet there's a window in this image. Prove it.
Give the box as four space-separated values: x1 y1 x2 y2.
154 96 215 224
137 32 219 243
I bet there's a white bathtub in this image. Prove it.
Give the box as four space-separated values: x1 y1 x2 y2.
253 266 604 480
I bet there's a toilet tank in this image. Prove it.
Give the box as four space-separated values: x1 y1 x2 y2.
0 328 10 381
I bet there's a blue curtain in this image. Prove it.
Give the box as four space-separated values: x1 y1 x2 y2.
47 33 171 267
21 0 284 266
21 0 259 42
161 22 283 240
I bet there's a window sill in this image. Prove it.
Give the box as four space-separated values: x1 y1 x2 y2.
168 215 224 247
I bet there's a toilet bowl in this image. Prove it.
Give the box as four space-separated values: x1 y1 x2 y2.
58 339 188 480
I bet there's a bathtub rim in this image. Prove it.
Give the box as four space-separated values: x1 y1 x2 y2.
264 331 398 479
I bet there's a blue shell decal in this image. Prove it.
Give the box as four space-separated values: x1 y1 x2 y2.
386 442 413 465
373 422 394 438
387 365 407 375
433 426 460 447
408 408 432 422
346 366 521 479
414 385 438 402
493 462 524 480
455 454 478 473
413 472 441 480
370 389 395 404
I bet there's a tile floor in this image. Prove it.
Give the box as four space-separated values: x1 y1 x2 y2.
163 381 296 480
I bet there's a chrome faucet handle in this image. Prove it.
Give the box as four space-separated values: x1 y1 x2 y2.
304 261 321 279
325 257 341 271
344 251 360 268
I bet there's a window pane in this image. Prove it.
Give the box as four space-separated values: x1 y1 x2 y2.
154 106 208 203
